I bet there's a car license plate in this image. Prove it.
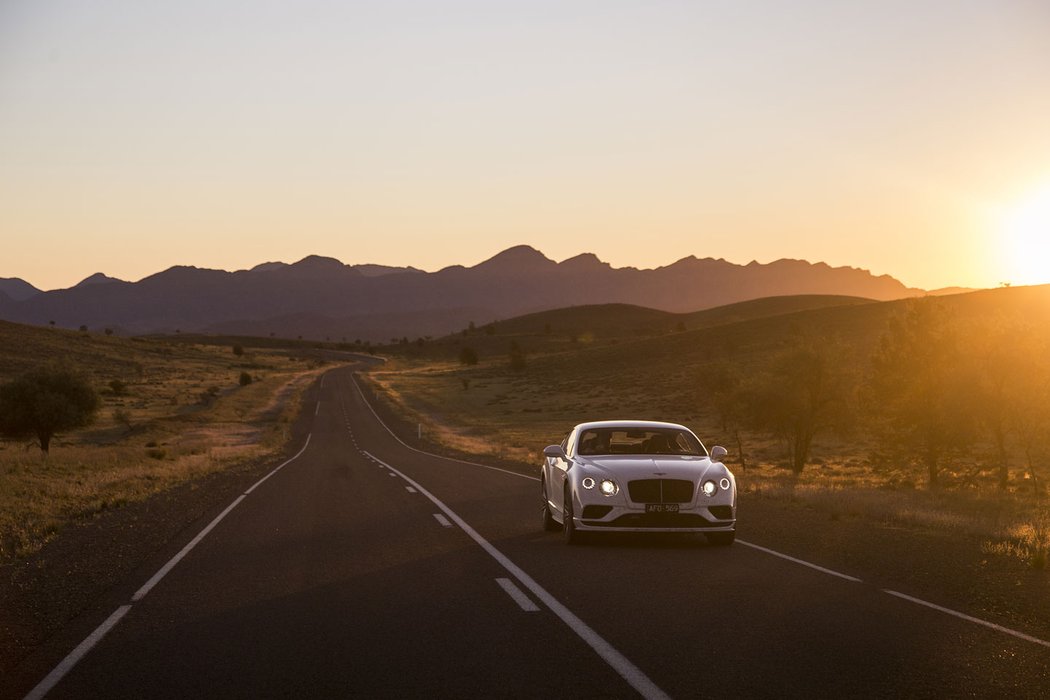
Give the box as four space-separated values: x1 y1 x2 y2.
645 503 679 513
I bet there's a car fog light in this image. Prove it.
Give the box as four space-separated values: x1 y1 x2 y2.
599 479 618 496
719 477 731 490
582 477 596 489
702 480 717 496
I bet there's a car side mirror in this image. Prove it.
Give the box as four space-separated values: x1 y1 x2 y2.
710 445 728 460
544 445 565 459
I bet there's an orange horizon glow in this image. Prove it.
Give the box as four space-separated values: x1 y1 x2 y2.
1 1 1048 293
998 183 1050 287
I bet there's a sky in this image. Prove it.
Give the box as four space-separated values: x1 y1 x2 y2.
1 0 1049 292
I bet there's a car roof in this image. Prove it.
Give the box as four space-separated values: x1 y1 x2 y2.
574 420 692 433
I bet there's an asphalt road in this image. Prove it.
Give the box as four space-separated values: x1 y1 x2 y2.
14 365 1050 698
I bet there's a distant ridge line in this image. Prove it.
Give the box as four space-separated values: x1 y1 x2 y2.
0 246 946 341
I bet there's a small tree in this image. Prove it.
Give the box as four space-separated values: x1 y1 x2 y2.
864 300 973 488
459 347 479 366
113 407 133 432
509 341 527 372
697 362 749 470
239 372 253 386
999 329 1050 496
0 368 100 454
232 344 244 356
746 340 854 474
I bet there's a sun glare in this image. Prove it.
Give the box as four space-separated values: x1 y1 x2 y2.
1000 184 1050 286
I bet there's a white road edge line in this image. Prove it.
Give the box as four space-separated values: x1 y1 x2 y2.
364 451 669 700
136 433 312 602
23 605 132 700
739 540 1050 648
737 540 862 583
133 496 246 602
349 375 539 482
433 513 453 528
496 578 540 612
244 434 312 496
26 403 322 698
883 589 1050 649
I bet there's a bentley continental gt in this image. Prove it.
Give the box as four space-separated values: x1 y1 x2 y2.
540 421 736 545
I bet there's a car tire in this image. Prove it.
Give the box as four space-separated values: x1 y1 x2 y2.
705 531 735 546
541 479 561 532
563 486 580 545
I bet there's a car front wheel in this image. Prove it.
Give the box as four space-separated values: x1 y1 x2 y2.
563 486 580 545
541 479 561 532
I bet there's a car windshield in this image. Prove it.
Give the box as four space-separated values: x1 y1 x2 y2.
576 428 705 456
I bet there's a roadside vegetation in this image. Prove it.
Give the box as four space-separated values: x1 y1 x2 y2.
365 287 1050 570
0 321 330 561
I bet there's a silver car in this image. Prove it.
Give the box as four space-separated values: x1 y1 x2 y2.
540 420 736 545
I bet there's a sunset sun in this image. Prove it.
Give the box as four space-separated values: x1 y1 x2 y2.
1001 184 1050 286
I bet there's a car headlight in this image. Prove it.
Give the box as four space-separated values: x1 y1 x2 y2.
599 479 618 496
582 477 596 489
702 480 717 497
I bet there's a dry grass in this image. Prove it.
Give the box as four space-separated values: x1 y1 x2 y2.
0 322 329 561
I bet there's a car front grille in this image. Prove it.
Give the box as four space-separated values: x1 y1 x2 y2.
627 479 694 504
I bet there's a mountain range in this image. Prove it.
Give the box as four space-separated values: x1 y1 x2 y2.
0 246 932 341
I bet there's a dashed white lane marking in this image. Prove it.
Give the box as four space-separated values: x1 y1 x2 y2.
883 589 1050 649
23 606 132 700
405 486 418 493
496 578 540 612
388 472 398 478
433 514 453 528
363 451 669 700
315 401 320 416
737 540 863 583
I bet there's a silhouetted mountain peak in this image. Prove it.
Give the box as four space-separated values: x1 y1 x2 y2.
0 277 42 301
289 255 347 271
474 245 554 272
352 264 422 277
250 261 288 272
139 265 228 286
560 253 610 271
74 272 124 288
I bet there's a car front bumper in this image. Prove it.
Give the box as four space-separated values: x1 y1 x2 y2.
574 504 735 533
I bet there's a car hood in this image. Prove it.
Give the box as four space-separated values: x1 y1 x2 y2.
578 455 719 481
